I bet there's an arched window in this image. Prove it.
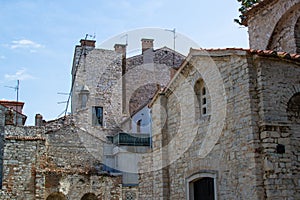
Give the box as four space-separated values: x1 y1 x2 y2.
137 119 142 133
287 92 300 122
194 79 208 118
186 172 217 200
46 192 67 200
294 17 300 54
81 193 97 200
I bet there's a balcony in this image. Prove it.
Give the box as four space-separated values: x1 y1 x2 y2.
108 132 151 146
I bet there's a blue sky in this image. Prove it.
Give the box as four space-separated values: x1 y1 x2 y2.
0 0 248 125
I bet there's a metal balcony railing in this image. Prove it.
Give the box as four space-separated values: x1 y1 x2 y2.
109 132 150 146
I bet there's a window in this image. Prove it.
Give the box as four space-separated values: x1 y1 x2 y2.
187 172 217 200
92 106 103 126
137 119 142 133
194 79 208 117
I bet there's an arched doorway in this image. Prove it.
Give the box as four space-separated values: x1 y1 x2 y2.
187 172 217 200
46 192 67 200
81 193 98 200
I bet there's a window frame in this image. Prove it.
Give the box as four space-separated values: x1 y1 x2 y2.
92 106 104 126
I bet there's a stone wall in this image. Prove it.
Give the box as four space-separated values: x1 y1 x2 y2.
0 118 123 200
256 57 300 199
71 45 123 139
1 126 46 200
139 49 300 199
45 173 122 200
246 0 300 53
125 47 185 115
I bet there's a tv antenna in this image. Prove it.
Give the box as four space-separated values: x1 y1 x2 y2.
165 28 176 51
85 33 96 40
121 34 128 46
5 80 19 102
165 28 176 67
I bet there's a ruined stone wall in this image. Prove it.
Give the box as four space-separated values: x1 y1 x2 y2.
1 126 46 200
44 173 122 200
45 126 104 172
0 118 123 199
247 0 300 53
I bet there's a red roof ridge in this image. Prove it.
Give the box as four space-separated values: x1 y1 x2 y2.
195 48 300 61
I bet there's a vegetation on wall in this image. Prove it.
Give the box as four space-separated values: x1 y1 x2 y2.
235 0 261 25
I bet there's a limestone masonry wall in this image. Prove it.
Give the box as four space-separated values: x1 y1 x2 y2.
247 0 300 53
139 49 300 199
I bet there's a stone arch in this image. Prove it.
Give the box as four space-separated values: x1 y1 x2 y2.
295 17 300 54
267 3 300 53
81 193 98 200
287 92 300 123
46 192 67 200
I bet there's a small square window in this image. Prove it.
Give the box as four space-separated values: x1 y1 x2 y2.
202 87 206 95
93 107 103 126
203 107 207 115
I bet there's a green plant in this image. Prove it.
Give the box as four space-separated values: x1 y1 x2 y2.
235 0 261 25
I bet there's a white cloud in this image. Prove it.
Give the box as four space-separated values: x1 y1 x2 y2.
0 55 5 59
5 68 35 81
9 39 44 50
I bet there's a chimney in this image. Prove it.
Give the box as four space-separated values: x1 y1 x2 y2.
114 44 127 114
35 114 43 127
80 39 96 47
141 38 154 53
0 100 24 114
114 44 127 58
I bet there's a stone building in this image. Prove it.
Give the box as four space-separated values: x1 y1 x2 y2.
0 0 299 199
0 107 123 200
70 38 185 189
139 0 300 199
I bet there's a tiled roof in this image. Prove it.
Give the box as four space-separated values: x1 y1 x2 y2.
202 48 300 62
148 47 300 108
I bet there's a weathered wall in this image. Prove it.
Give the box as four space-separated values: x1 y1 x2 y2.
139 49 300 199
71 45 123 137
1 126 46 200
247 0 300 53
0 118 123 200
125 48 185 115
45 173 122 200
255 57 300 199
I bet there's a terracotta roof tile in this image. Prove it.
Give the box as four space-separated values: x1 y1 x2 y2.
202 48 300 62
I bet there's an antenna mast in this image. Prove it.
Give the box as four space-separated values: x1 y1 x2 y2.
5 80 19 102
165 28 176 67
